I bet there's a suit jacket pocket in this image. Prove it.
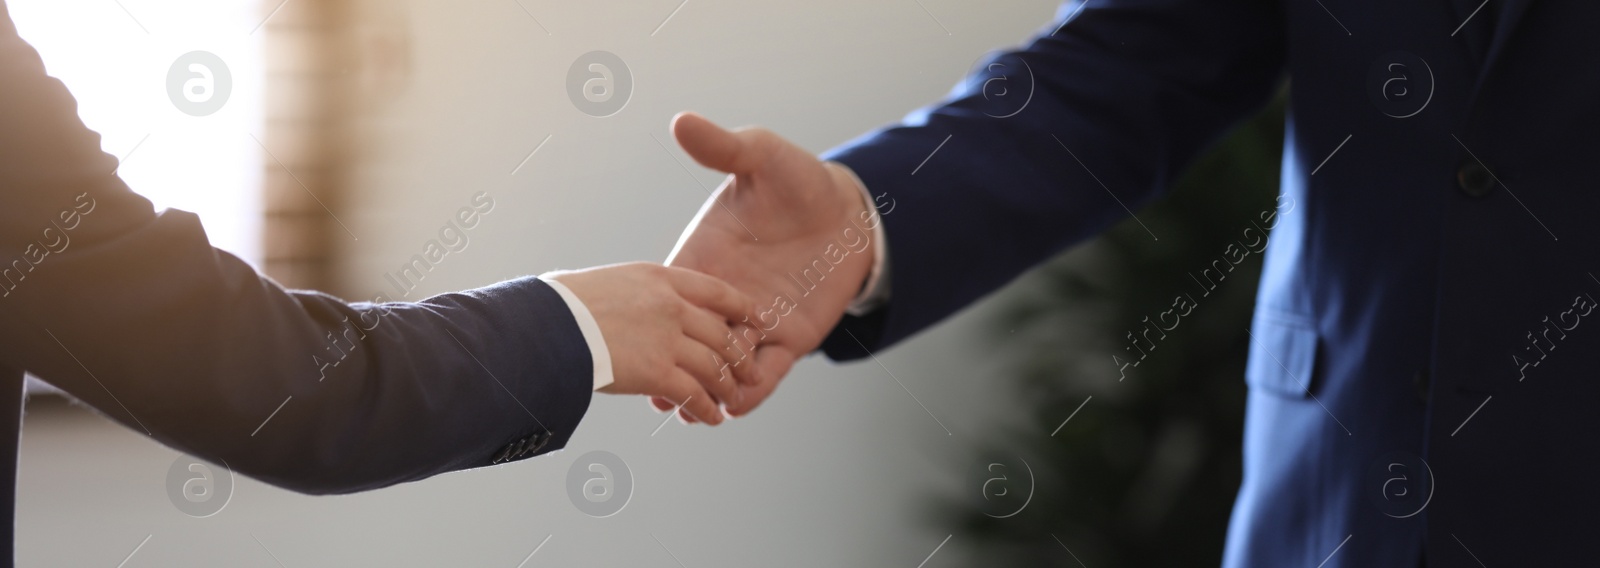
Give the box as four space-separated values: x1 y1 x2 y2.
1245 314 1318 399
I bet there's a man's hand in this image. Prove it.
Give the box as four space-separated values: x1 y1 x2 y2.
549 262 758 425
665 112 877 418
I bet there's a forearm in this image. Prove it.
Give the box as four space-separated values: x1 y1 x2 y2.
0 211 592 493
820 0 1286 358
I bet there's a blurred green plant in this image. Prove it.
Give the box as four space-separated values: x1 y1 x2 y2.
944 94 1287 566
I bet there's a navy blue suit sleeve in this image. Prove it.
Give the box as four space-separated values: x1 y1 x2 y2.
0 3 591 494
820 0 1286 359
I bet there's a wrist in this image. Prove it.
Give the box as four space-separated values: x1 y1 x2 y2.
539 271 616 392
823 161 885 311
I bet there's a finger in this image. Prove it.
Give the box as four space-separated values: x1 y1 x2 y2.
662 367 723 425
676 338 739 406
677 405 703 425
673 112 753 174
680 303 736 354
726 345 798 417
722 322 764 385
664 266 755 324
723 324 758 387
680 305 761 386
651 396 700 423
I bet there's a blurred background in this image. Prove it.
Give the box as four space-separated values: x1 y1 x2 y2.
8 0 1284 565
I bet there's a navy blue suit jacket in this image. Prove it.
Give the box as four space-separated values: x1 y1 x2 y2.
0 2 593 564
823 0 1595 565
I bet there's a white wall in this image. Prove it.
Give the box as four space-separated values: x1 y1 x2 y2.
17 1 1065 565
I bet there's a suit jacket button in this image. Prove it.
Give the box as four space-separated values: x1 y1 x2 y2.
529 431 551 453
492 444 514 464
1457 162 1494 197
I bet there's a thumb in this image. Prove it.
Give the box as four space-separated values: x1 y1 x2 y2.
672 111 760 174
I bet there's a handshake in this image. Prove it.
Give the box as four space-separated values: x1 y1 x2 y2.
548 113 885 425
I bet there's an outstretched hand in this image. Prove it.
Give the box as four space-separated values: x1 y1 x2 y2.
664 112 878 419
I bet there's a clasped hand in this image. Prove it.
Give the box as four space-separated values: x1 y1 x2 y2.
555 112 876 425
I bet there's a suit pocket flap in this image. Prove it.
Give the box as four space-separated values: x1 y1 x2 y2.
1245 316 1318 398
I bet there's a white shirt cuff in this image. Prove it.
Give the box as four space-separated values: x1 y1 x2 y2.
539 276 614 391
832 162 891 316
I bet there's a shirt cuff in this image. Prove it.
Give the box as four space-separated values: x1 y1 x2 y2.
832 162 891 316
538 276 615 391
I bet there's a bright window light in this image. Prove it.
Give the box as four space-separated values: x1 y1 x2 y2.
7 0 266 263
